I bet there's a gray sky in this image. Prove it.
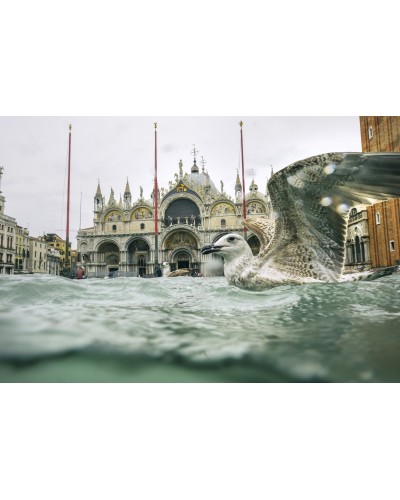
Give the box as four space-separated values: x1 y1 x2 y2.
0 116 361 243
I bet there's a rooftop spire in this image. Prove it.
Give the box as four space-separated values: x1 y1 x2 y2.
265 165 273 195
95 179 102 197
235 168 242 192
249 178 258 192
191 144 200 173
124 177 131 195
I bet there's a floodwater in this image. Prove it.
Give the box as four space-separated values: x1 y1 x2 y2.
1 273 400 382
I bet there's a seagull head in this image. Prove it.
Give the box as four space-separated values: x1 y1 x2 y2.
201 233 252 262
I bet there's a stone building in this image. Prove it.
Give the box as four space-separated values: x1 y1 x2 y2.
358 116 400 268
344 205 371 272
77 156 272 278
0 168 69 275
28 236 48 273
0 167 17 275
47 246 61 275
44 234 71 271
15 225 30 273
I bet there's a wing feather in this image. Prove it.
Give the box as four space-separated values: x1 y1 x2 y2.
243 216 275 257
261 152 400 282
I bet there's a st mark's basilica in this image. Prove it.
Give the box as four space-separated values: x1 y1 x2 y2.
76 151 272 277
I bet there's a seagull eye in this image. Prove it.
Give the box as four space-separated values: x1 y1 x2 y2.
227 236 235 242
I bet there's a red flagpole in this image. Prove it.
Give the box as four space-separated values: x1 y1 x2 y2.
65 124 72 272
154 122 159 271
154 123 158 235
240 121 247 237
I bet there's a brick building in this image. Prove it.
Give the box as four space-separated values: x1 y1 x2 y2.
359 116 400 268
367 199 400 267
360 117 400 153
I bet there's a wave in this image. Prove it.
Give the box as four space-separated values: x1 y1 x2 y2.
1 273 400 382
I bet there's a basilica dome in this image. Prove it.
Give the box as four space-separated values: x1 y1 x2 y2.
185 163 220 198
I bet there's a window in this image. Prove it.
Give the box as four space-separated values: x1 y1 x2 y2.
368 126 373 140
140 223 145 230
221 218 226 228
390 240 395 252
112 224 117 231
376 212 381 225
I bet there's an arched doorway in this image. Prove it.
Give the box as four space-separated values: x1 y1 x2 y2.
97 241 120 276
126 238 151 276
174 250 192 269
163 230 198 272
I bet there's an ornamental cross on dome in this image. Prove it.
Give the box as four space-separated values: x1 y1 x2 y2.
200 156 206 172
191 144 199 162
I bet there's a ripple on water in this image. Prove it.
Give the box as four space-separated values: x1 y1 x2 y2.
1 273 400 381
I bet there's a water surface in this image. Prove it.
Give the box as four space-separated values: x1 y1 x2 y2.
1 273 400 382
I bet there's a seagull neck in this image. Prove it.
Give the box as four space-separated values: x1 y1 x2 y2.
224 252 253 281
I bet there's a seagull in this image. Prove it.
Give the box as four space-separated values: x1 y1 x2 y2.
202 152 400 290
160 262 192 277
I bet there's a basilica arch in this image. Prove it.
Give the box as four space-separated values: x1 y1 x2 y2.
79 241 91 265
96 240 121 276
246 200 267 215
162 195 202 227
161 227 200 272
126 237 151 277
103 209 124 222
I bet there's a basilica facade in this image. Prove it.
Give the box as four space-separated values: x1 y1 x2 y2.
77 157 272 277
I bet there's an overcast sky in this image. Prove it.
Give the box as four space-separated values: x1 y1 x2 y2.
0 116 361 242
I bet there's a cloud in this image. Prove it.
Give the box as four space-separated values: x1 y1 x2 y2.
0 117 361 241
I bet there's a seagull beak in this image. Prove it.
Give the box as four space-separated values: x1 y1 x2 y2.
201 244 222 255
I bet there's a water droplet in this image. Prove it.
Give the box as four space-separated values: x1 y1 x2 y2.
324 163 336 175
320 197 332 207
337 203 349 214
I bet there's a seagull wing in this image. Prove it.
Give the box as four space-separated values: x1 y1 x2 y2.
243 216 275 257
259 152 400 282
